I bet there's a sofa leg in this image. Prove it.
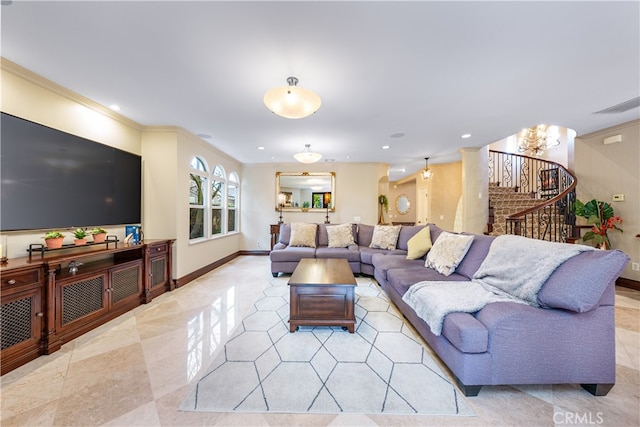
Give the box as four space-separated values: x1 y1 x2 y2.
272 273 278 278
581 383 614 396
455 377 482 397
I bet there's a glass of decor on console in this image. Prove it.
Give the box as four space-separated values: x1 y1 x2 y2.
574 199 623 250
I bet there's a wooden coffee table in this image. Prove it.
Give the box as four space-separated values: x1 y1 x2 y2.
288 258 357 333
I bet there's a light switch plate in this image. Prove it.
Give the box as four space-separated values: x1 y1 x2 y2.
612 194 624 201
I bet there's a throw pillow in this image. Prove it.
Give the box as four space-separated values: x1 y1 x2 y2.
326 223 356 248
425 231 474 276
369 225 401 250
289 223 317 248
406 226 433 260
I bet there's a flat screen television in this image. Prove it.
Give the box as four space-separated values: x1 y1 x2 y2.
1 112 142 232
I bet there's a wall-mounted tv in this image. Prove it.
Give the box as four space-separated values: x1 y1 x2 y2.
1 112 142 232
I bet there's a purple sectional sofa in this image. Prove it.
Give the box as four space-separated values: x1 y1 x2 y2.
269 222 629 396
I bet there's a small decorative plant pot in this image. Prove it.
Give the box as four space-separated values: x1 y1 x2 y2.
45 237 65 249
74 238 87 246
92 233 107 243
301 208 309 212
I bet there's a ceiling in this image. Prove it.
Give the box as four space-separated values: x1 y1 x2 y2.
2 1 639 181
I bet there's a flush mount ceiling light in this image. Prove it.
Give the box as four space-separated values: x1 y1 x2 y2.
263 76 321 119
517 124 560 156
293 144 322 163
421 157 433 180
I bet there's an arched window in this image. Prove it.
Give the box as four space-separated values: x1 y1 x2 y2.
189 157 208 240
189 158 240 241
227 172 239 232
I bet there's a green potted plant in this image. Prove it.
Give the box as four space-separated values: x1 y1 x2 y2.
574 199 623 249
42 231 65 249
378 194 388 224
89 227 108 243
73 228 88 246
301 201 310 212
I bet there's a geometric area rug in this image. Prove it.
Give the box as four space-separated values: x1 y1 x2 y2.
180 277 474 416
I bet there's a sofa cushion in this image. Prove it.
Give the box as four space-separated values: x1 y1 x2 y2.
396 225 427 251
370 225 402 250
456 234 495 279
278 223 291 245
326 223 356 248
537 249 629 312
386 267 468 297
269 246 316 262
425 231 474 276
357 224 374 246
289 223 317 248
406 226 433 260
441 312 488 354
359 246 392 265
372 253 424 282
316 246 361 262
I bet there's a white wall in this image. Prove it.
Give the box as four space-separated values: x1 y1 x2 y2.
574 120 640 281
241 162 388 250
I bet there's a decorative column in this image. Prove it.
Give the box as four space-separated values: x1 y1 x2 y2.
460 147 489 234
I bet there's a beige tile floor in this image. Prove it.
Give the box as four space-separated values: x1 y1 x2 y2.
1 256 638 426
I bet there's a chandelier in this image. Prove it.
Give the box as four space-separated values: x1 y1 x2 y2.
517 124 560 156
293 144 322 163
263 77 321 119
421 157 433 180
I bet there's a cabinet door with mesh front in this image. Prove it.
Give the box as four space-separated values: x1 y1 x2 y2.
1 286 43 374
110 262 143 311
149 255 169 299
57 273 108 334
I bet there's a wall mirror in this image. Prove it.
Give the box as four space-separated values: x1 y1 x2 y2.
276 172 335 212
395 194 411 215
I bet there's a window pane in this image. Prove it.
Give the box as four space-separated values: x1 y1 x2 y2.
227 185 237 232
211 180 223 207
212 208 222 235
190 174 206 206
190 207 204 239
227 209 236 232
190 157 206 172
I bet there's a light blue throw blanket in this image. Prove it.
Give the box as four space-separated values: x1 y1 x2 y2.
402 235 594 335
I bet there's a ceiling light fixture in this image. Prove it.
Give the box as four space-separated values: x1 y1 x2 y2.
421 157 433 180
263 76 321 119
517 124 560 156
293 144 322 163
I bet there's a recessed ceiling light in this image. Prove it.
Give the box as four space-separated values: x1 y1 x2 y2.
257 146 265 150
196 133 212 139
109 104 121 111
382 145 390 150
390 132 405 138
461 133 472 139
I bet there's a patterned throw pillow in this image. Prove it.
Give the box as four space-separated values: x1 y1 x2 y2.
406 226 433 260
289 223 317 248
369 225 402 250
326 224 356 248
425 231 474 276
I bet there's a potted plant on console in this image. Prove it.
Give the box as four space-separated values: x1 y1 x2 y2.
42 231 65 249
73 228 88 246
90 227 108 243
301 201 310 212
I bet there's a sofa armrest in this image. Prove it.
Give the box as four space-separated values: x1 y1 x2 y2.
475 302 615 384
272 242 287 250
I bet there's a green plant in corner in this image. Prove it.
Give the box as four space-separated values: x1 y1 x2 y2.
378 195 388 213
573 199 623 249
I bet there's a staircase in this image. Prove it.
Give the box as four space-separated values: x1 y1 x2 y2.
488 151 577 243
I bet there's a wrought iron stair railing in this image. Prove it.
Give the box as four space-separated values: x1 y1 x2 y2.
488 150 577 243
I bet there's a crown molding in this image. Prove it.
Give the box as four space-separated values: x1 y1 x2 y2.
1 57 143 131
